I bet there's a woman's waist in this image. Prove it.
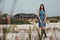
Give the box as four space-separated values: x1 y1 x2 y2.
40 16 45 18
40 17 45 20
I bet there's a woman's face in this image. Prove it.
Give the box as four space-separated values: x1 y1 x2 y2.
40 5 43 9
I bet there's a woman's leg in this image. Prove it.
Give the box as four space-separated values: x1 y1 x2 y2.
43 29 47 38
41 27 44 37
41 29 44 37
41 27 47 38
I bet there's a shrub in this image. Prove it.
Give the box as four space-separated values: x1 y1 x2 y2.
11 18 30 24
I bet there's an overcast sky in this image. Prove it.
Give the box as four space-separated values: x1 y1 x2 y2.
1 0 60 17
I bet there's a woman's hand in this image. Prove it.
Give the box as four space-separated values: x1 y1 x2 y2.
42 20 46 23
44 20 46 22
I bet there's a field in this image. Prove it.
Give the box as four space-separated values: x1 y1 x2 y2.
0 22 60 40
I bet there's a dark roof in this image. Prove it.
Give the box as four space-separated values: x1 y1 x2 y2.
14 13 38 18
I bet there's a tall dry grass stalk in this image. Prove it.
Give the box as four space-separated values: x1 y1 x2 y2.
34 26 42 40
28 26 31 40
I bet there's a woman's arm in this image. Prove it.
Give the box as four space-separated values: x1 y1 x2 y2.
44 13 46 22
37 11 42 23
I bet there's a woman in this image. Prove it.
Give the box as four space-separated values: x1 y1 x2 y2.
38 4 47 38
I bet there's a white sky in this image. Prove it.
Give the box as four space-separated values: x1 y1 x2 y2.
1 0 60 17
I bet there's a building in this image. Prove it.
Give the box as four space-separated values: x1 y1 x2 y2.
14 13 38 22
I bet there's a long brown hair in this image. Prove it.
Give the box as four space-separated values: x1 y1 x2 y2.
39 4 45 11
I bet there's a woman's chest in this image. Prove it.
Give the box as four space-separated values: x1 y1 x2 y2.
39 11 45 16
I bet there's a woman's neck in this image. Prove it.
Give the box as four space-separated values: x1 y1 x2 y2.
41 9 43 11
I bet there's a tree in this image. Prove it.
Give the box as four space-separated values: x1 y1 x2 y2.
1 14 8 24
2 14 8 17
